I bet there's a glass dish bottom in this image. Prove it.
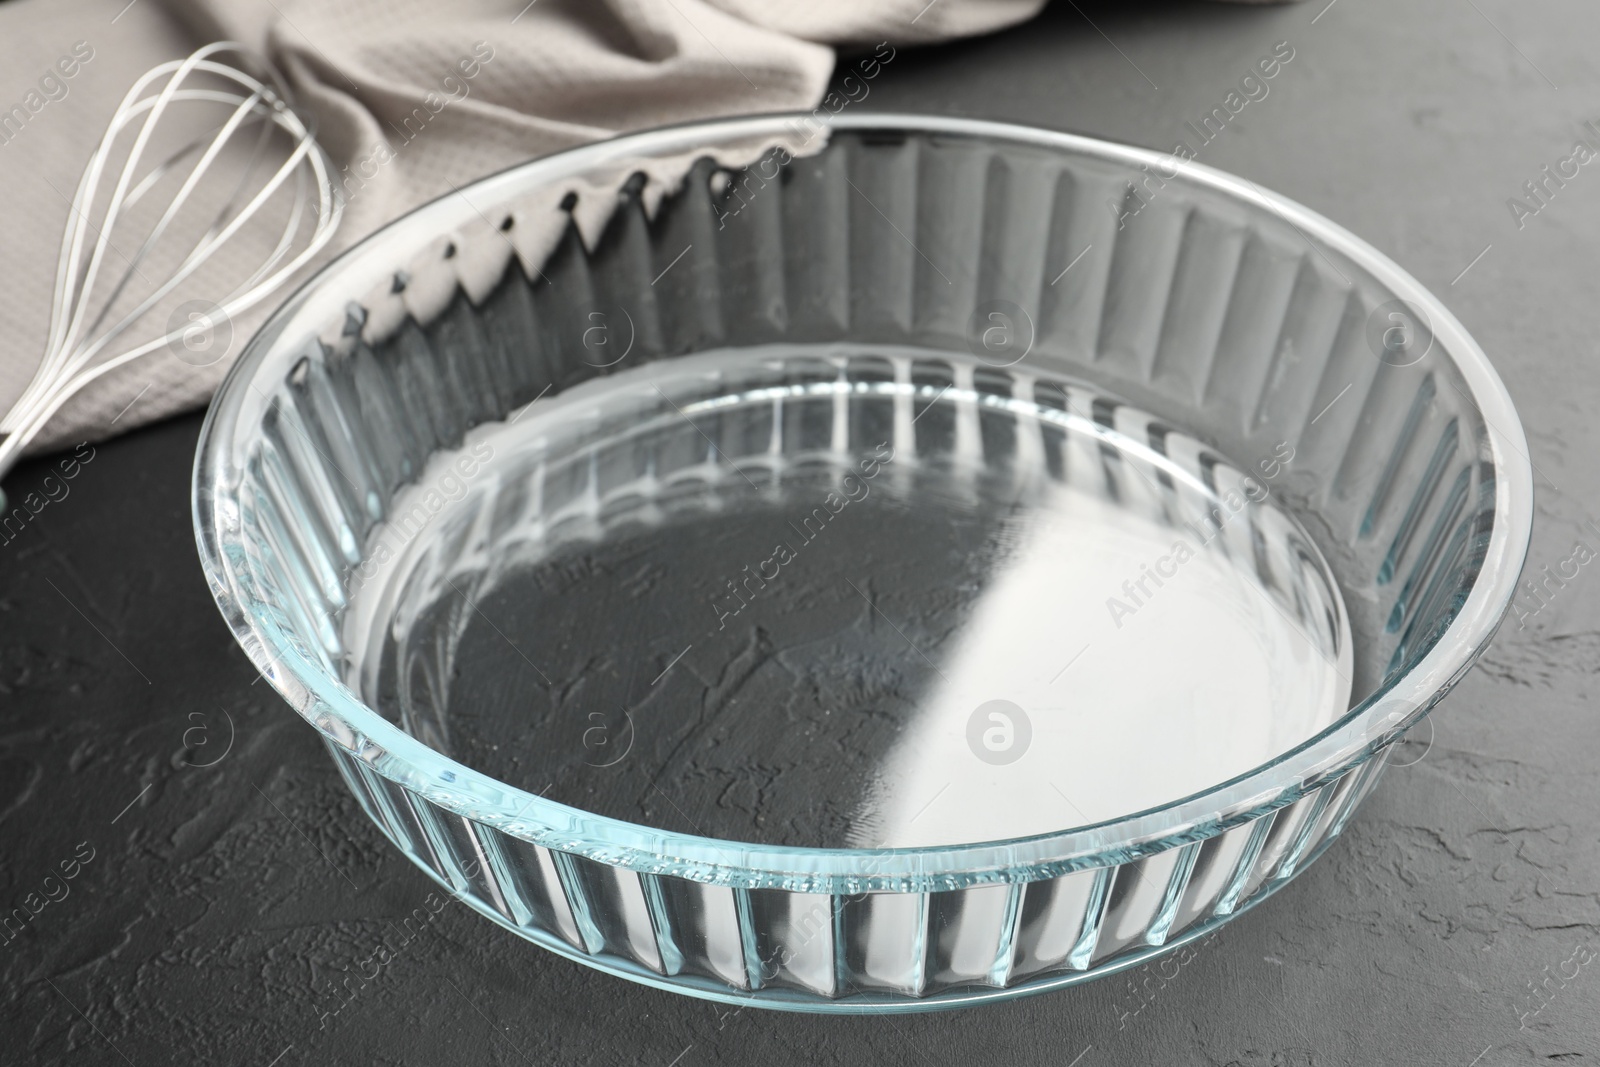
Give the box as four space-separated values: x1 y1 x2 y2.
341 343 1354 856
316 343 1373 1010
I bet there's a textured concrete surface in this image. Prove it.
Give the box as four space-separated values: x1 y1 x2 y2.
4 0 1600 1063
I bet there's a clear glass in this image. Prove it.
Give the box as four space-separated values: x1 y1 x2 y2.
193 114 1533 1011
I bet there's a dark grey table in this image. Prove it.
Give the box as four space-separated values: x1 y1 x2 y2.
4 2 1598 1063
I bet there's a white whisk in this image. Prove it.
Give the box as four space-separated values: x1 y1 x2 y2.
0 41 341 497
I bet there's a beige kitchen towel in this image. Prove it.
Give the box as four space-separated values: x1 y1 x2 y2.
0 0 1289 456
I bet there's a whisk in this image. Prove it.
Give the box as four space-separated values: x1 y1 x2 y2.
0 41 341 502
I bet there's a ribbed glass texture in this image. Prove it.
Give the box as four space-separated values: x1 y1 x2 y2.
194 115 1532 1011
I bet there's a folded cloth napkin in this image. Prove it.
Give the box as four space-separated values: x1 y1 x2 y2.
0 0 1291 456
